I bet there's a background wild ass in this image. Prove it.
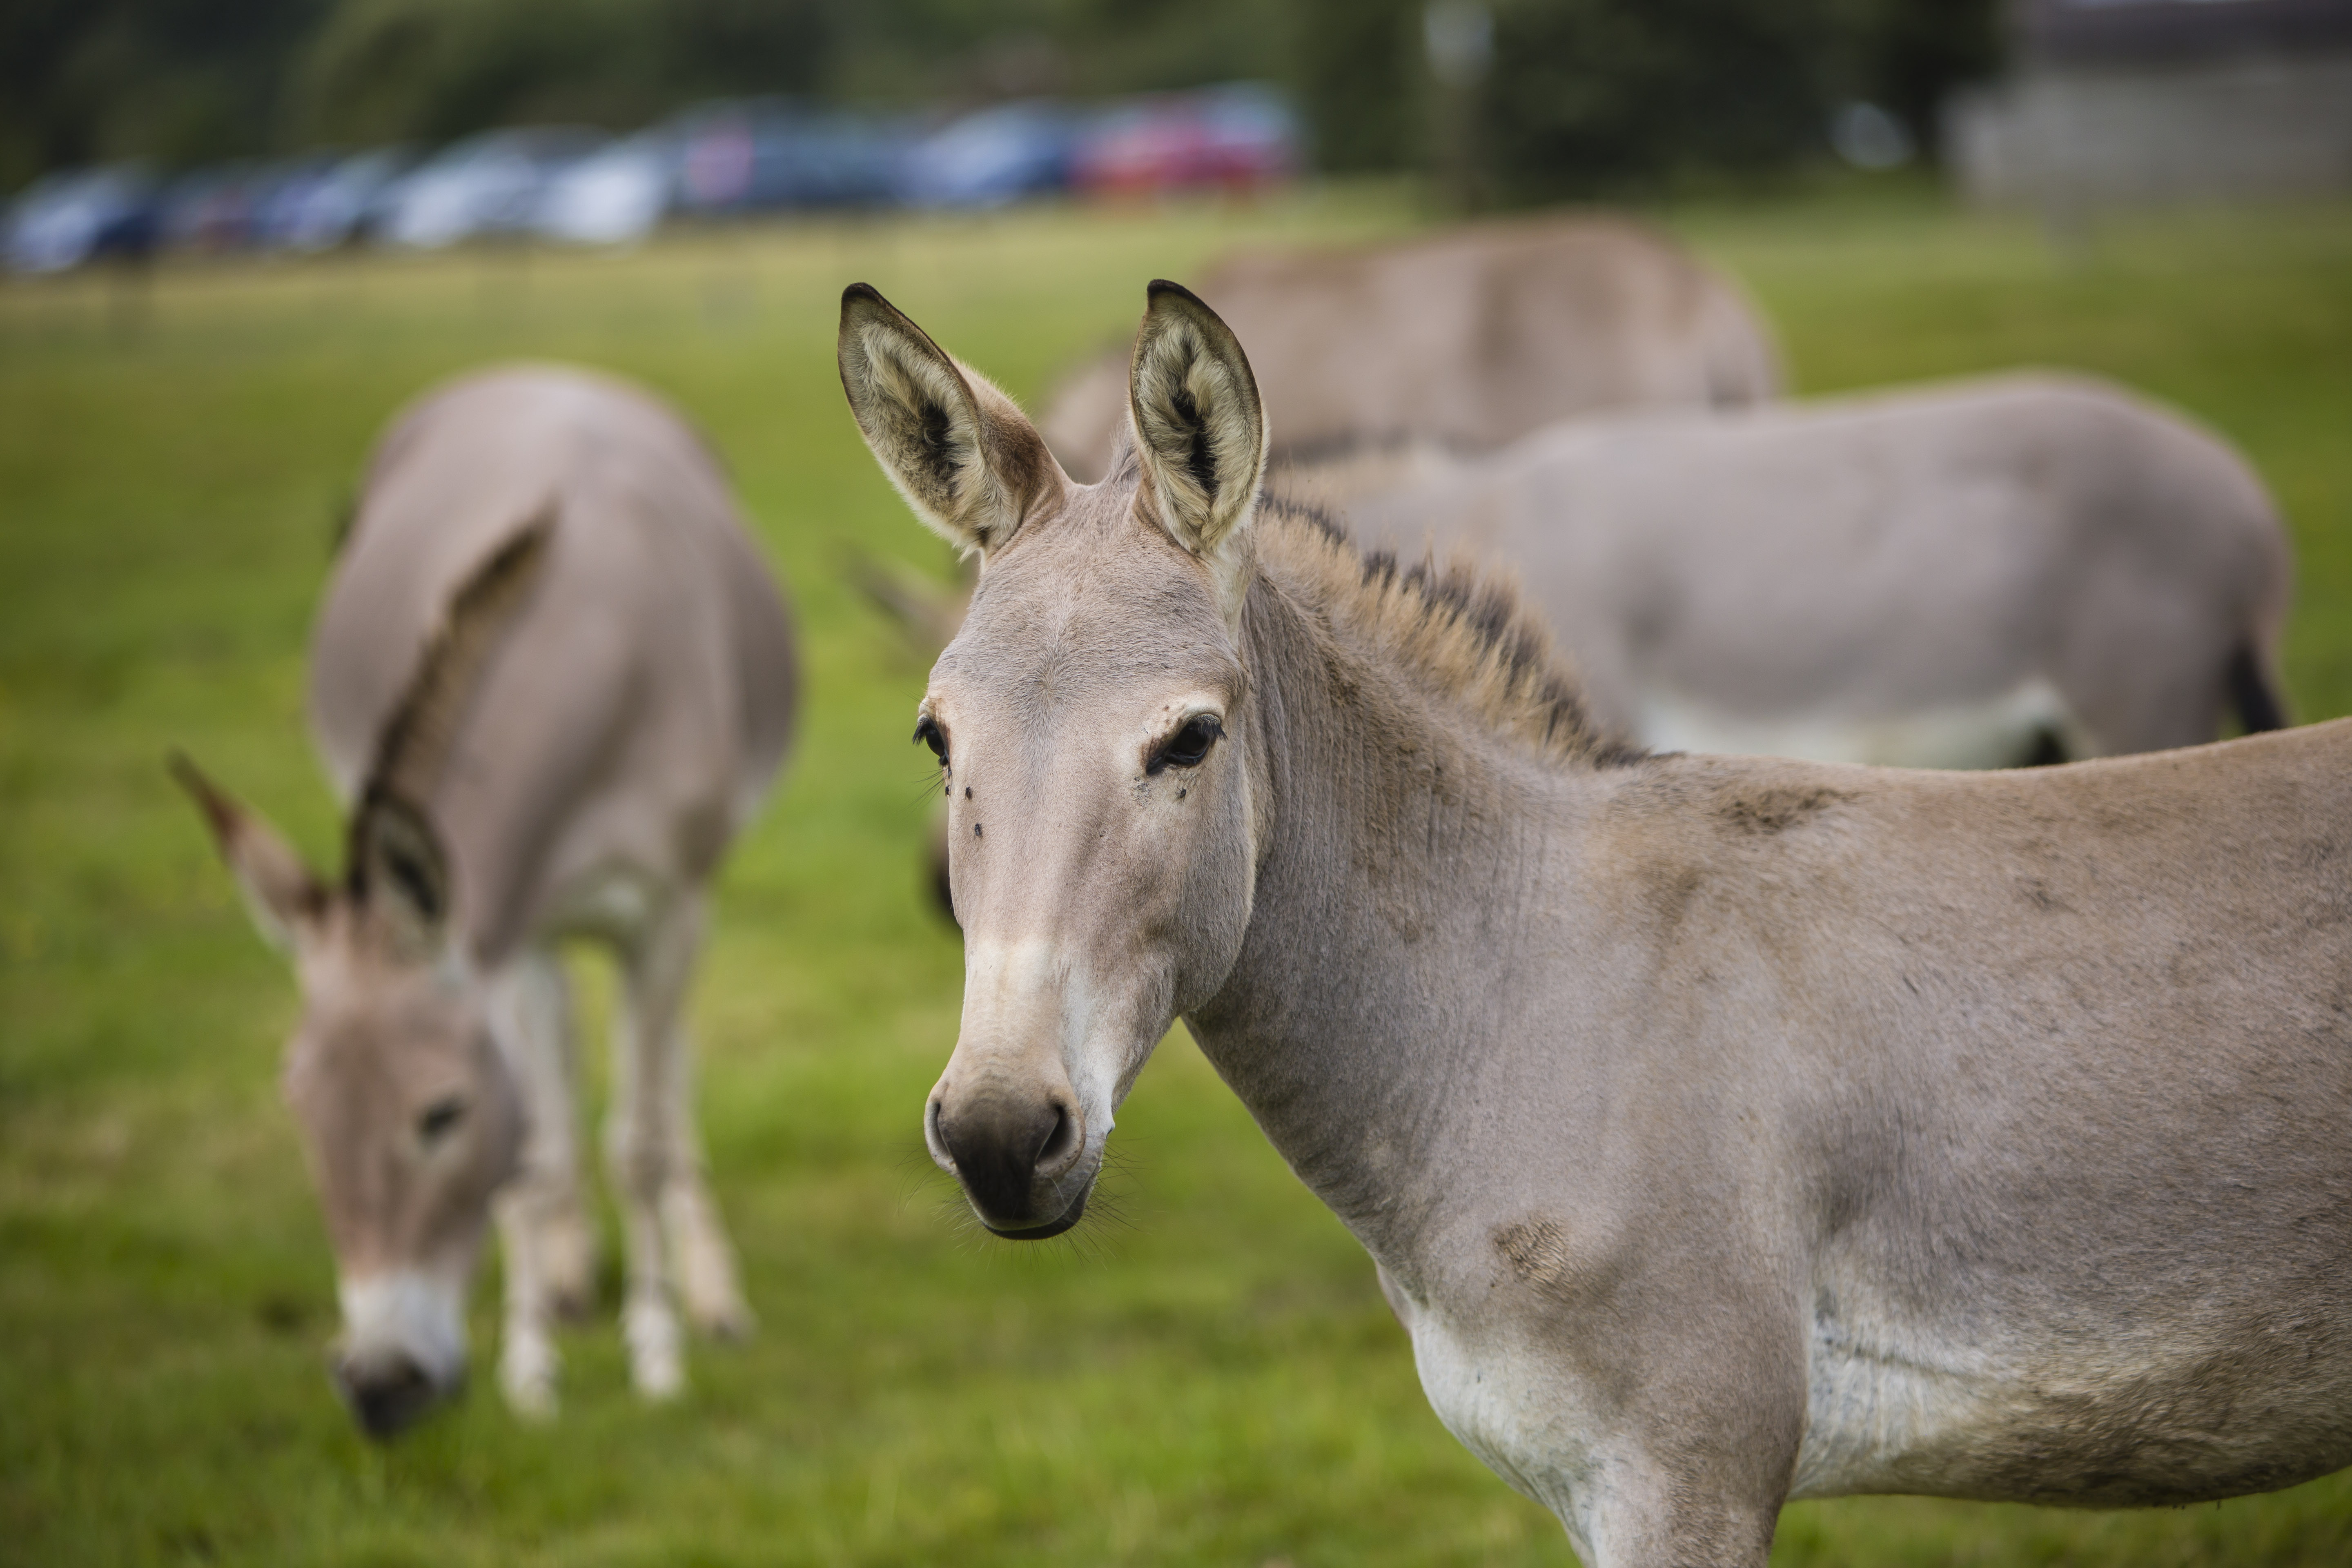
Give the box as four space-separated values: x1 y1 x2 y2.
174 365 796 1437
1038 216 1780 483
839 281 2352 1566
1322 374 2292 766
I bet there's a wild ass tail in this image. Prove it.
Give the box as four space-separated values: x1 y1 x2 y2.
2225 640 2288 735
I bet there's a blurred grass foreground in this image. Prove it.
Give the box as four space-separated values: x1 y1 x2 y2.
5 184 2352 1565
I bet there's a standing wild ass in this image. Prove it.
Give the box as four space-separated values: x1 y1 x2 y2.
1325 374 2291 766
1039 216 1780 482
175 365 795 1437
839 282 2352 1564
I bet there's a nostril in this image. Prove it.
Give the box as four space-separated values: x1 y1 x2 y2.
1035 1103 1080 1172
925 1098 954 1170
337 1351 437 1441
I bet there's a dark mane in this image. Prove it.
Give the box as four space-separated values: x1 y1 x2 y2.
1252 494 1644 770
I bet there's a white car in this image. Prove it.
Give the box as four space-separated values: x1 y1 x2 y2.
535 134 673 246
262 148 415 252
380 127 605 249
4 166 158 273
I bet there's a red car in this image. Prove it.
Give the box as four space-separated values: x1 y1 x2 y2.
1072 84 1301 198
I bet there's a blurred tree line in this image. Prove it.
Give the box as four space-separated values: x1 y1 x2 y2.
1 0 2000 195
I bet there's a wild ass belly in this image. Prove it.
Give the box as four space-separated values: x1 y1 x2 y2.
1633 677 2086 770
1394 1267 2352 1520
539 862 675 951
1788 1278 2352 1506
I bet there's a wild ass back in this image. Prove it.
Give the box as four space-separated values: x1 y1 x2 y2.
1040 216 1780 482
1327 373 2292 766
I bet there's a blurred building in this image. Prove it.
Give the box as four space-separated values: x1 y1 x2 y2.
1949 0 2352 204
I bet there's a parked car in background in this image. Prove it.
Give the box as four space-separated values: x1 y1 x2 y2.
3 82 1313 274
254 147 415 252
380 127 606 249
1072 83 1300 198
537 132 674 245
672 99 904 216
898 99 1080 209
3 165 159 273
161 160 287 254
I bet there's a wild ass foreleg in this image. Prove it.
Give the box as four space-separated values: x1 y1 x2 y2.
1554 1448 1782 1568
607 892 751 1398
1407 1276 1797 1565
485 949 593 1418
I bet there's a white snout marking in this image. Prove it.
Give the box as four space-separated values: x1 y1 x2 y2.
956 938 1117 1148
338 1270 469 1385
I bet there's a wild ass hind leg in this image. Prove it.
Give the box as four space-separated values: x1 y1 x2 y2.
486 948 595 1419
607 892 751 1399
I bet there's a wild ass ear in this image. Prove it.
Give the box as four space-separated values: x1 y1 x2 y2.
349 790 452 960
837 283 1061 559
169 751 331 952
1129 281 1268 620
345 512 552 960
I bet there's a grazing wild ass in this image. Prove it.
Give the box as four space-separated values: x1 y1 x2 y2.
174 365 795 1437
1324 374 2292 767
1039 216 1780 483
839 282 2352 1565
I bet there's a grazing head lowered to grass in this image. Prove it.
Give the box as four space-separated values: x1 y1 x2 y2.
841 280 2352 1564
176 366 797 1438
168 523 546 1440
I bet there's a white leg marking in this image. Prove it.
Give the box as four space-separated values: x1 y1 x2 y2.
609 891 747 1398
485 949 589 1417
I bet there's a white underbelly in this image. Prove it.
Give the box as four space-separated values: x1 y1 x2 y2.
1635 677 2084 770
1787 1305 2022 1499
541 863 666 946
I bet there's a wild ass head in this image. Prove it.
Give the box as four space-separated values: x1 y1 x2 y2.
172 522 548 1437
840 281 1269 1237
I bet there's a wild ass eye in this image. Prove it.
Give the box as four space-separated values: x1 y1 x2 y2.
417 1096 468 1144
1150 714 1223 773
913 715 949 766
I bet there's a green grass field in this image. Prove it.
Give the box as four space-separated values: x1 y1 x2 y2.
4 183 2350 1566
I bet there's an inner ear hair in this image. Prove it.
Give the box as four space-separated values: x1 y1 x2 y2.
1129 280 1267 557
348 788 450 957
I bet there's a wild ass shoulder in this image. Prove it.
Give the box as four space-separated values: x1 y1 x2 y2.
1040 216 1780 481
841 283 2352 1566
1331 372 2292 766
177 364 796 1436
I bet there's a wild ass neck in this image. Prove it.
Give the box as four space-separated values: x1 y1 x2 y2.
1185 517 1626 1264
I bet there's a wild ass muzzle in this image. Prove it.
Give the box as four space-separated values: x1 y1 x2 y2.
840 281 2352 1564
176 365 796 1438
